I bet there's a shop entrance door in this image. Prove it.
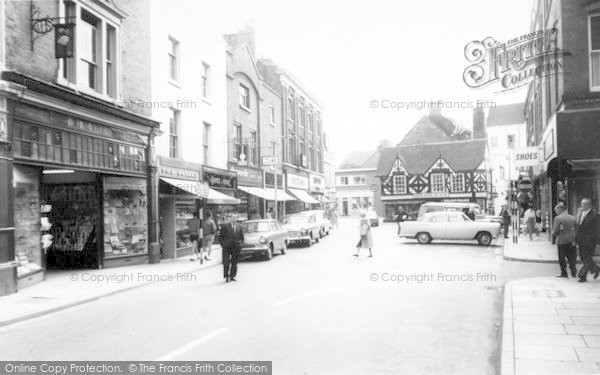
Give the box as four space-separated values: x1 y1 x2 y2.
342 200 348 216
42 172 101 269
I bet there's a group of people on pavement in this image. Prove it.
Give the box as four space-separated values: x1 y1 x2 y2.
552 198 600 283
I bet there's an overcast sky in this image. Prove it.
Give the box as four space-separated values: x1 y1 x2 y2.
189 0 535 165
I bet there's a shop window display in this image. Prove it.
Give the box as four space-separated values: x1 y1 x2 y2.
175 203 195 250
103 177 148 258
13 166 43 276
43 183 100 268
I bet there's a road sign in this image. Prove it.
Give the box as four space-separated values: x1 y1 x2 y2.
262 156 277 166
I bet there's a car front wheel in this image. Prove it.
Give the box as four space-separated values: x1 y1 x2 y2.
314 232 320 243
416 232 432 244
476 232 492 246
281 241 287 255
267 244 273 260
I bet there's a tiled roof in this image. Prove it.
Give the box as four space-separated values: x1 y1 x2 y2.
375 139 487 177
487 103 525 127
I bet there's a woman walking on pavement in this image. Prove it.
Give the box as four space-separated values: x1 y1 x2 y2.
524 206 537 240
353 212 373 257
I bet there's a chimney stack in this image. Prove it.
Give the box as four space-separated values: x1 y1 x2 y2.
224 22 256 56
378 139 391 151
472 107 486 139
429 101 442 117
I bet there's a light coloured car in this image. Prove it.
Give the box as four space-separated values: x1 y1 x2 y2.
282 214 320 247
397 211 501 246
241 219 289 260
299 210 332 238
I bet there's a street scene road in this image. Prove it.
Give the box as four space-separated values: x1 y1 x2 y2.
0 218 555 374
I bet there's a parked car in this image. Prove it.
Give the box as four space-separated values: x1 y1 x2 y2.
397 211 501 246
282 214 320 247
418 202 483 219
299 210 332 237
241 219 289 260
366 209 379 227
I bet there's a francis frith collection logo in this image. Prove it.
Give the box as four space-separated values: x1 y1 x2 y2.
463 27 565 92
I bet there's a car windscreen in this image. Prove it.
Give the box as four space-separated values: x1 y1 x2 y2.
283 216 309 224
243 222 271 233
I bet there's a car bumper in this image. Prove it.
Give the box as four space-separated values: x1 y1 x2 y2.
288 236 311 243
240 246 270 257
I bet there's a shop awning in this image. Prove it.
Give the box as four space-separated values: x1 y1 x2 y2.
288 188 319 204
206 188 241 205
237 186 272 200
160 177 205 198
264 188 296 201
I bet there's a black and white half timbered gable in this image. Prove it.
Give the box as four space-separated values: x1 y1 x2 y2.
381 156 408 196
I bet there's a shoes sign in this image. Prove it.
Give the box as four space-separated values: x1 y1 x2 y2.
513 147 541 168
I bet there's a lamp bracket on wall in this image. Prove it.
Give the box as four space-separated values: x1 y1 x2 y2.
30 0 76 53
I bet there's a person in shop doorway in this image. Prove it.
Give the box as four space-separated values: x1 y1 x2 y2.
552 203 578 278
576 198 600 282
188 212 201 262
501 205 511 239
353 212 373 258
219 214 244 282
201 211 217 262
266 207 274 219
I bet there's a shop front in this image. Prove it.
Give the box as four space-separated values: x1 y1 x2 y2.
286 171 317 213
534 111 600 234
158 156 205 259
228 163 266 219
202 166 241 227
1 88 157 292
264 171 292 220
335 189 374 216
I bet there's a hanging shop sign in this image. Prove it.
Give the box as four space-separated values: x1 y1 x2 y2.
513 147 541 168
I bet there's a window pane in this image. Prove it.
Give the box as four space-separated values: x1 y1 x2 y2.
592 52 600 87
592 16 600 50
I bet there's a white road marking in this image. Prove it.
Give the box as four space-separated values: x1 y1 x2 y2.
156 328 228 360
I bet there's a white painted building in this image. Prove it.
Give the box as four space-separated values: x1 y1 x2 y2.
149 1 227 169
486 103 527 214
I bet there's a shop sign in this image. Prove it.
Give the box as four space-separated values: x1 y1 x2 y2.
202 166 237 190
310 174 325 193
104 176 147 191
287 172 309 190
513 147 540 168
228 163 263 188
158 166 200 181
262 156 277 166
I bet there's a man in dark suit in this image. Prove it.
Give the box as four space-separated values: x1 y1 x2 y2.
576 198 600 282
219 215 244 282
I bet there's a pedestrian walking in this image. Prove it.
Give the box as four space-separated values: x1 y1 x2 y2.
187 212 201 262
353 212 373 257
524 207 537 240
219 214 244 282
330 209 338 228
501 206 511 239
201 211 217 262
535 210 544 236
576 198 600 282
552 203 577 278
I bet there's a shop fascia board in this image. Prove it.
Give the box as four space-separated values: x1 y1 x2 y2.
16 89 155 137
1 72 159 133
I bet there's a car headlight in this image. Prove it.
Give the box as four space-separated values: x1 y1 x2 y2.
259 236 267 244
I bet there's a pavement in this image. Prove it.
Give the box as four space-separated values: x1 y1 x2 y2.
0 245 222 327
502 232 600 374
